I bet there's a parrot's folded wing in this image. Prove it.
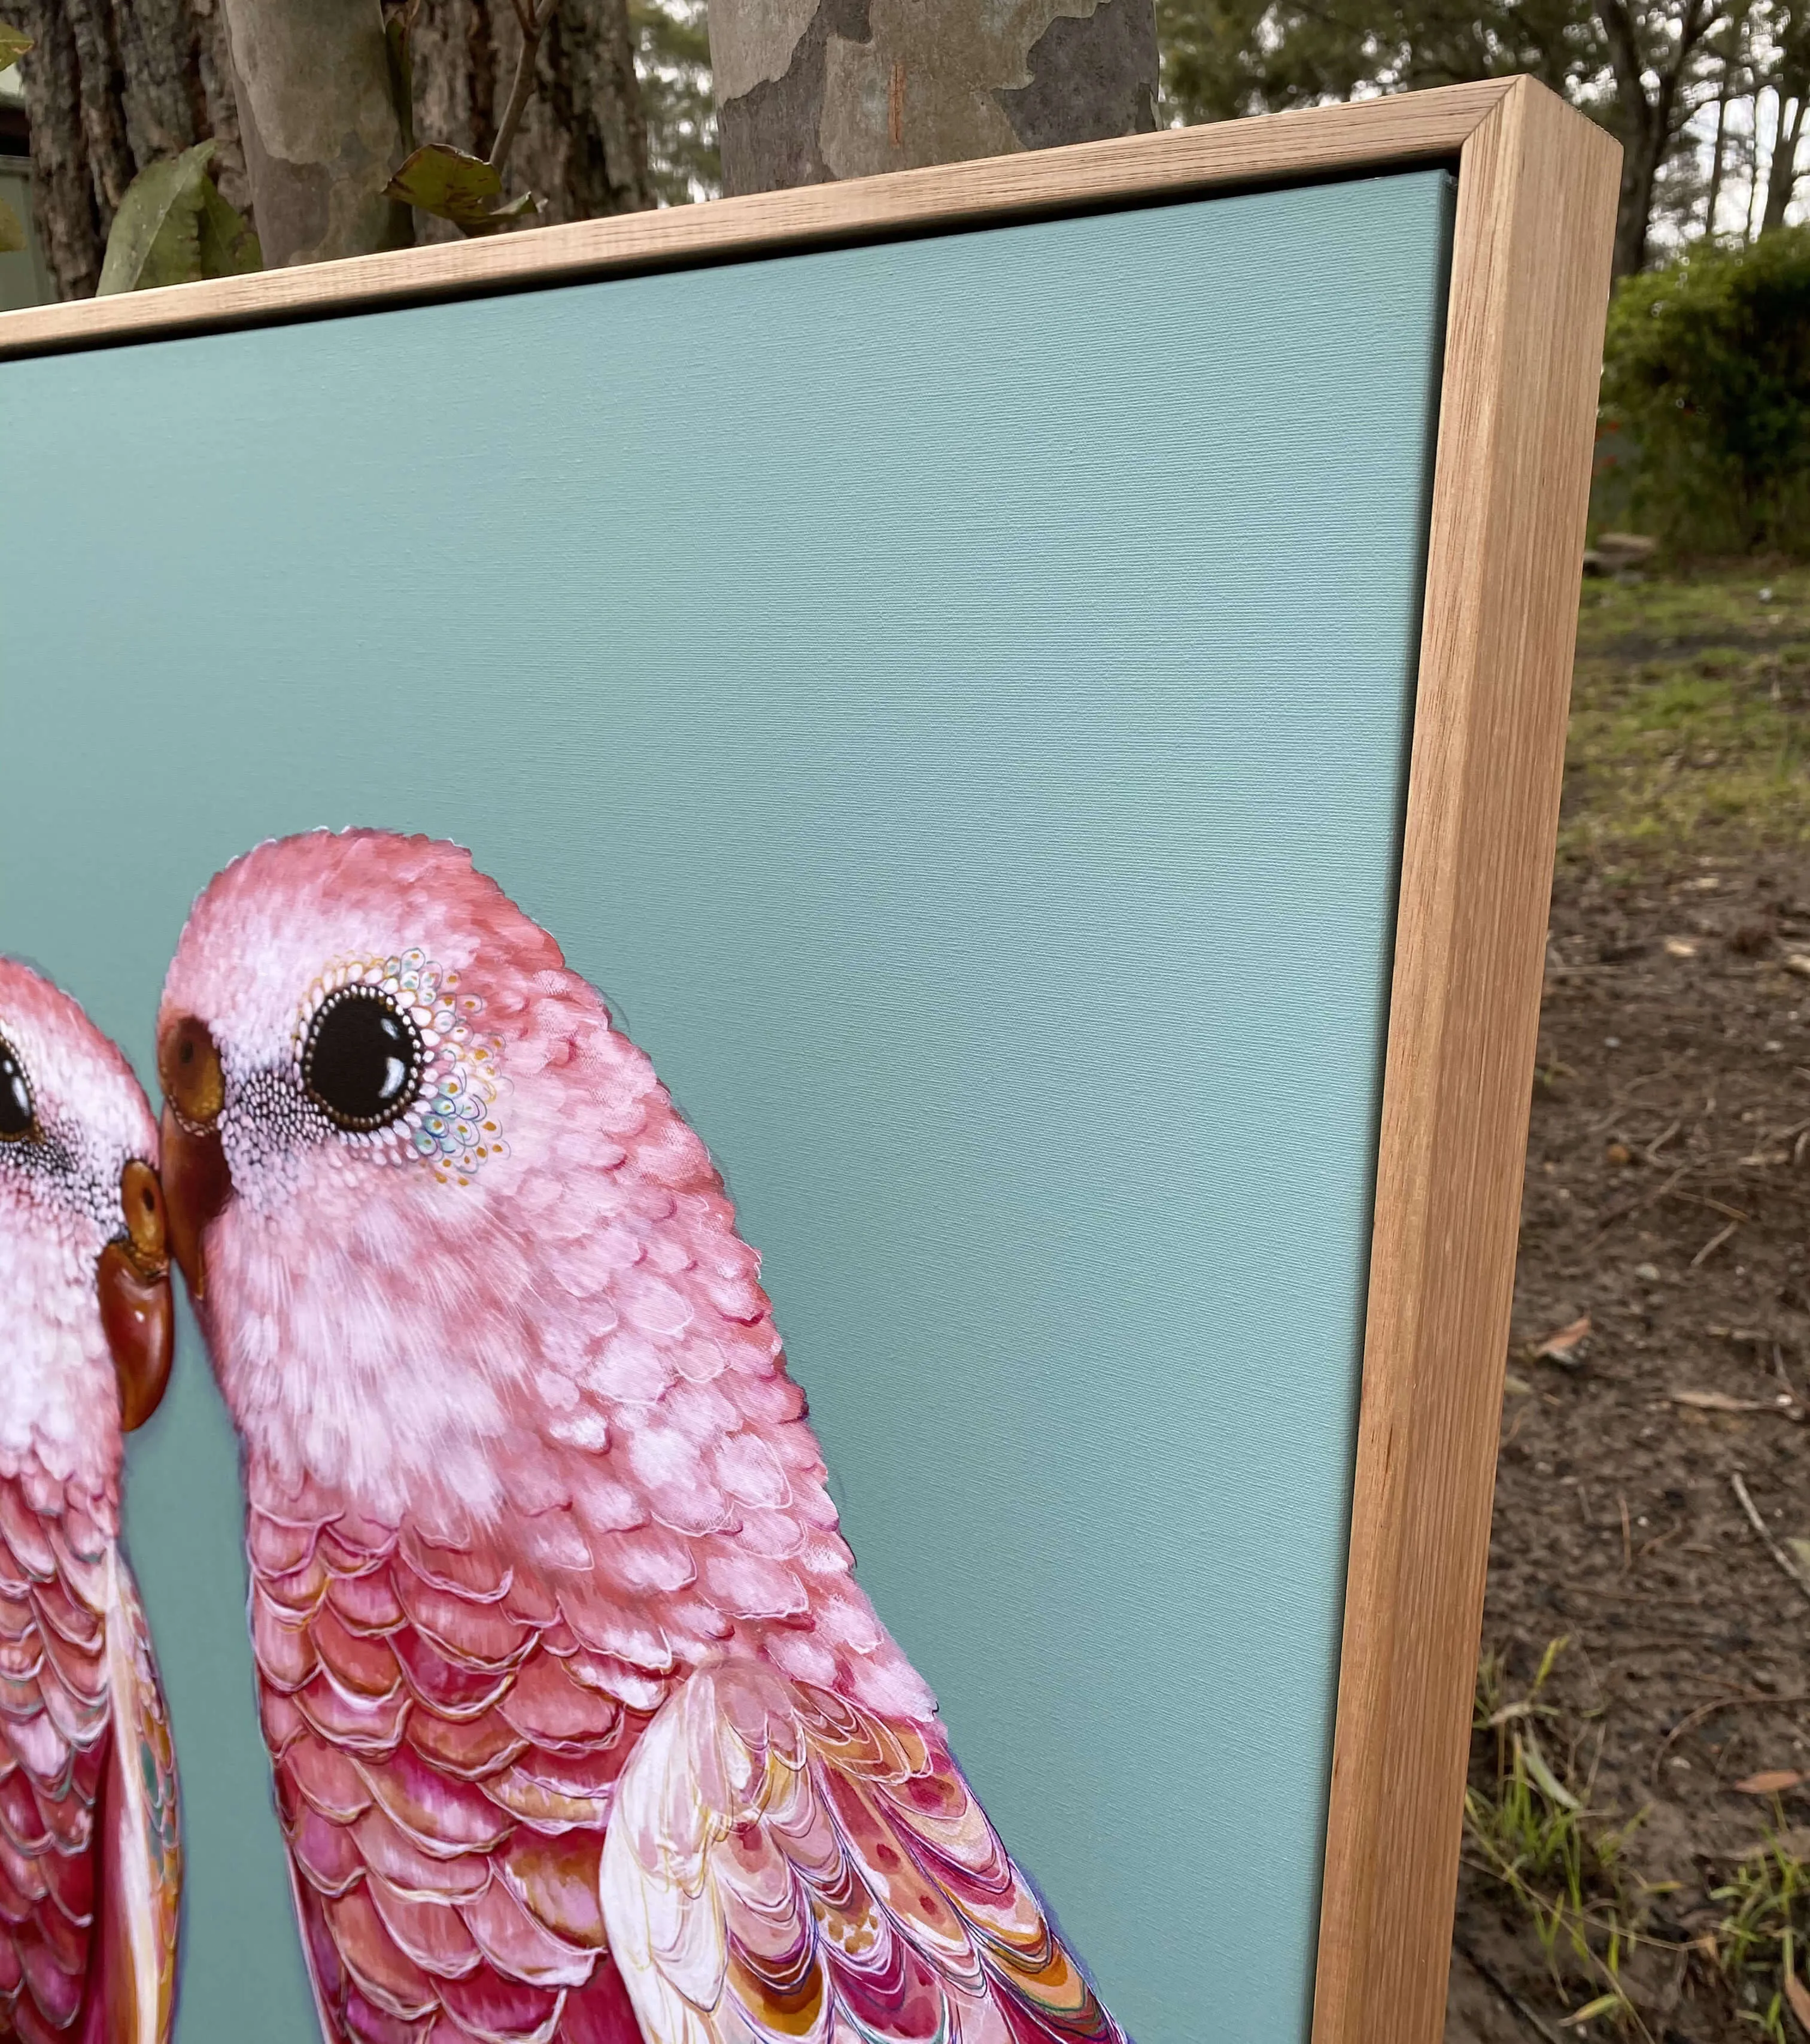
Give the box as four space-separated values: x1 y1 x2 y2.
95 1546 181 2044
600 1662 1123 2044
0 1486 110 2044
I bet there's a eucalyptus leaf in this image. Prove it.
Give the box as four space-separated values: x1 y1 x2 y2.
0 21 33 69
458 189 543 238
0 195 24 256
197 175 261 278
98 141 261 294
385 143 503 229
97 144 214 294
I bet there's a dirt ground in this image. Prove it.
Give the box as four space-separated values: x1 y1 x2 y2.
1445 566 1810 2043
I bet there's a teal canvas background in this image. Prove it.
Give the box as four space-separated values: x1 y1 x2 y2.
0 169 1451 2042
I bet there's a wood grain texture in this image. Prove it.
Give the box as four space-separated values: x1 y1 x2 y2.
1310 76 1619 2044
0 79 1518 357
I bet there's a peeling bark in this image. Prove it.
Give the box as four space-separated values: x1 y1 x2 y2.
218 0 413 266
709 0 1158 196
11 0 244 300
409 0 653 237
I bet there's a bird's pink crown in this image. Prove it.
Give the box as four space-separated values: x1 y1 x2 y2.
162 831 568 1057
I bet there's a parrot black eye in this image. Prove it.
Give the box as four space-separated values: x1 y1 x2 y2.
302 988 423 1133
0 1036 34 1142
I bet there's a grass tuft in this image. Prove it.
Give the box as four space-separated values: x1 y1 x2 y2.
1560 565 1810 862
1464 1641 1652 2034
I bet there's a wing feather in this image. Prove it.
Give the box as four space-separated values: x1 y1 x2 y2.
0 1484 104 2044
93 1544 181 2044
600 1665 1123 2044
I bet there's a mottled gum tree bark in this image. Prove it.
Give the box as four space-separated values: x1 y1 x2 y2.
12 0 245 299
218 0 414 266
707 0 1159 196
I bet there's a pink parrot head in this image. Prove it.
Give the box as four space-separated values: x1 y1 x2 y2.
156 830 733 1524
0 958 175 1502
156 831 923 1721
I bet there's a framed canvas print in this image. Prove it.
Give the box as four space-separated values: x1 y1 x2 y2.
0 76 1616 2044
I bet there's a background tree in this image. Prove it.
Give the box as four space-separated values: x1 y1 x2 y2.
704 0 1161 197
13 0 655 292
8 0 246 299
408 0 653 236
630 0 718 201
1598 0 1722 272
1756 7 1808 229
1156 0 1799 272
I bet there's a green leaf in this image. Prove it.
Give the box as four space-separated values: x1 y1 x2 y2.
385 143 502 228
0 21 34 69
196 174 261 279
1562 1992 1626 2026
97 143 214 294
1520 1731 1582 1812
385 142 542 237
97 142 260 294
0 193 25 255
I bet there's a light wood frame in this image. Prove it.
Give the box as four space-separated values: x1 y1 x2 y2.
0 78 1618 2044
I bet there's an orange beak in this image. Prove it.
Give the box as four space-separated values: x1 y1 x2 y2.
156 1015 232 1301
97 1159 174 1431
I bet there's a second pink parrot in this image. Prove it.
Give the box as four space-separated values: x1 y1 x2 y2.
156 830 1125 2044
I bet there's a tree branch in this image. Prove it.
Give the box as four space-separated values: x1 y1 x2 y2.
489 0 558 174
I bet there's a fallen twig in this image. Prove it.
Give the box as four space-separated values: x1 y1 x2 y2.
1730 1472 1810 1608
1590 1165 1691 1240
1690 1217 1741 1267
1651 1688 1810 1781
1639 1117 1681 1164
1666 1389 1791 1414
1454 1937 1565 2044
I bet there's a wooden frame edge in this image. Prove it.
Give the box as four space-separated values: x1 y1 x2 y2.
0 81 1519 359
1311 75 1620 2044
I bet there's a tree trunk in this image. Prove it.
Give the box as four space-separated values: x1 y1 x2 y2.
409 0 653 235
1760 89 1806 231
1705 5 1750 236
1747 89 1767 240
707 0 1159 197
1596 0 1715 276
11 0 246 300
218 0 413 266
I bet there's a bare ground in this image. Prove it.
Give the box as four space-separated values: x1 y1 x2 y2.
1447 569 1810 2044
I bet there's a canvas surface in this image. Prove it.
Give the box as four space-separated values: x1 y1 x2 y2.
0 166 1451 2042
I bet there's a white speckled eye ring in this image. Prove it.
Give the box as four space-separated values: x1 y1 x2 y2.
293 950 509 1186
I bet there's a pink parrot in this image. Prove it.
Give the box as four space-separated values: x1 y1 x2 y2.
0 958 181 2044
155 831 1126 2044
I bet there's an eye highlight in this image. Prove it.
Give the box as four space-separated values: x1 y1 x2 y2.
0 1035 35 1142
302 987 424 1133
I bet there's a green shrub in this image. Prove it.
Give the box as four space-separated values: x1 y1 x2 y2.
1598 228 1810 557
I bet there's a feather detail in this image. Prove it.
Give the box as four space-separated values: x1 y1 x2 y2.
0 1487 179 2044
90 1548 181 2044
251 1502 658 2043
602 1664 1125 2044
0 1481 104 2043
